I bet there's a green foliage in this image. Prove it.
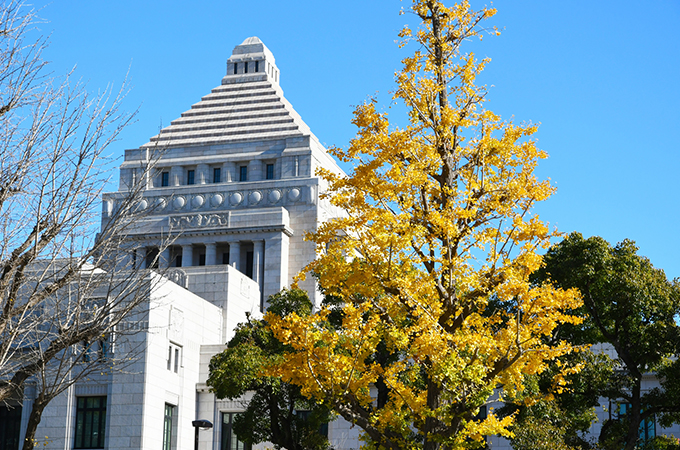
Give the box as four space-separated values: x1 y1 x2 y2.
641 435 680 450
499 350 612 450
207 289 333 450
532 233 680 450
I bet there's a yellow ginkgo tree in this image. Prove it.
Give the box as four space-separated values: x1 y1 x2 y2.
266 1 582 448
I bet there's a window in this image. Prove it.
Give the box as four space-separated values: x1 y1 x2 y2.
174 254 182 268
0 403 22 450
234 62 238 74
161 172 169 187
221 413 250 450
82 338 107 362
244 61 248 73
222 252 229 265
199 254 206 266
74 396 106 449
254 61 259 72
617 403 656 442
239 166 247 182
163 404 176 450
296 410 328 440
187 170 195 185
146 247 159 269
245 251 254 279
167 343 182 373
213 167 221 183
266 164 274 180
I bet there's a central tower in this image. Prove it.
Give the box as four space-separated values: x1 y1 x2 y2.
103 36 344 311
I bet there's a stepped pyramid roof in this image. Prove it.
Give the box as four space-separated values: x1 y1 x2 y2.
142 37 315 149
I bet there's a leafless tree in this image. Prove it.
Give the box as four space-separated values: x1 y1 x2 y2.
0 2 169 448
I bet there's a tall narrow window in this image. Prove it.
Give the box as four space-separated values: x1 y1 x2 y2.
222 252 229 265
213 167 221 183
0 404 22 450
246 251 254 279
221 413 250 450
255 61 259 72
74 396 106 449
161 171 169 187
239 166 247 182
199 254 206 266
234 62 238 74
187 170 195 185
174 348 180 373
163 404 176 450
266 164 274 180
244 61 248 73
167 346 172 370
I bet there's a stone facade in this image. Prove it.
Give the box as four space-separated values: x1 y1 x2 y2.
8 37 355 450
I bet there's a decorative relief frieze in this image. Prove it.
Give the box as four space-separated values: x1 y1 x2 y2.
268 189 281 203
166 269 188 289
126 185 310 216
173 196 186 209
288 188 300 202
192 195 205 208
169 212 230 229
249 190 262 205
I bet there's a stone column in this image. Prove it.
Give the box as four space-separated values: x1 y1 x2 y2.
181 244 193 267
160 247 171 269
252 240 264 287
205 243 217 266
229 241 241 271
197 163 209 184
170 166 183 186
223 162 236 182
135 248 147 269
249 159 263 181
264 233 289 304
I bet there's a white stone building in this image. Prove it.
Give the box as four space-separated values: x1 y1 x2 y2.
2 37 358 450
5 36 676 450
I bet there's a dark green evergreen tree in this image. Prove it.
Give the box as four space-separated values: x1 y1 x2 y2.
208 289 333 450
515 233 680 450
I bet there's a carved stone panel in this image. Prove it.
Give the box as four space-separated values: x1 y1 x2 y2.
169 213 230 230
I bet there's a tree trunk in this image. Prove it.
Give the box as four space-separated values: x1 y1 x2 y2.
22 392 50 450
622 381 642 450
423 376 441 450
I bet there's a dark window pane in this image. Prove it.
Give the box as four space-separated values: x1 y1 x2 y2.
0 404 23 450
246 251 254 279
163 404 174 450
161 172 169 187
187 170 195 185
221 413 251 450
266 164 274 180
199 254 206 266
239 166 247 182
214 168 221 183
74 396 106 449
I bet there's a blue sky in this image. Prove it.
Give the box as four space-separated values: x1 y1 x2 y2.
28 0 680 279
